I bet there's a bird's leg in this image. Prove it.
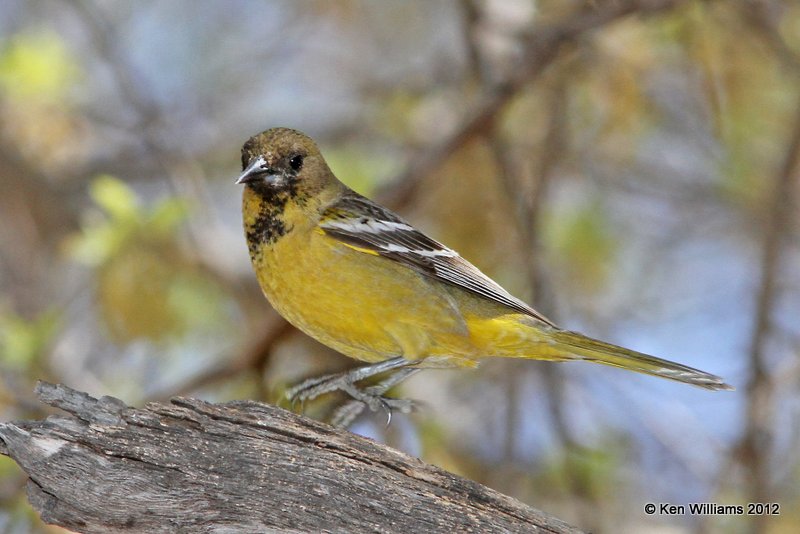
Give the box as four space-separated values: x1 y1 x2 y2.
285 357 419 424
329 367 421 427
286 357 413 407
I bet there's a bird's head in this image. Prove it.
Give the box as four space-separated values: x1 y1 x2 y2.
237 128 334 197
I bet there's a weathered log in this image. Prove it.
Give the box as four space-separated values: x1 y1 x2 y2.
0 382 582 533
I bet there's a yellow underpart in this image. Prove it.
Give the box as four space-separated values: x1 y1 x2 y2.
245 188 564 366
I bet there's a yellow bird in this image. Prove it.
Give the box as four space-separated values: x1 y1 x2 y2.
237 128 732 425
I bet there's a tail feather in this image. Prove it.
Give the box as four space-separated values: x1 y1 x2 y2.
549 330 733 391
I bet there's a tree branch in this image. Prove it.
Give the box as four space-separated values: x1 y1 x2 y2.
378 0 693 211
0 382 583 534
737 95 800 533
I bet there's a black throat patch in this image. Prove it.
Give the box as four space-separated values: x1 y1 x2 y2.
245 178 299 255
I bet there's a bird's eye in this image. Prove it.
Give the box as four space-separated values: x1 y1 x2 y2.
289 154 304 172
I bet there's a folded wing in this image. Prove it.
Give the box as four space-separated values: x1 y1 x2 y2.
320 192 555 326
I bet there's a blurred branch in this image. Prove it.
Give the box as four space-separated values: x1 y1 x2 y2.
0 382 583 534
69 0 160 120
153 313 294 401
492 75 603 527
68 0 230 259
731 4 800 532
0 141 79 316
737 94 800 533
460 0 523 467
460 1 600 520
744 0 800 72
379 0 695 211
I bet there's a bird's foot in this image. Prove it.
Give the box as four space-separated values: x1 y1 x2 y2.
329 373 420 427
285 357 419 427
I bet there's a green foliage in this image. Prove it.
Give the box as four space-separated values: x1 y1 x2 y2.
68 176 226 344
662 4 796 210
0 30 79 103
416 418 475 478
0 309 59 370
70 175 188 266
323 145 398 197
546 200 618 296
537 440 624 502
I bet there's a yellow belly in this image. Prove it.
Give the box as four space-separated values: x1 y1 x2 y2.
253 227 475 363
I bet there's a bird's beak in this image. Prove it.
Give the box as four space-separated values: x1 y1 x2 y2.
236 155 276 185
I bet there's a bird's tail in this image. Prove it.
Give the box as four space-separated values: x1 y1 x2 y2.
547 329 733 391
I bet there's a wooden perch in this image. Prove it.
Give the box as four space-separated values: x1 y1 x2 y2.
0 382 583 533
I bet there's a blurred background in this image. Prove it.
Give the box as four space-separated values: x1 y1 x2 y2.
0 0 798 532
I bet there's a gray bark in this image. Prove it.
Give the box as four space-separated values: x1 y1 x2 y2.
0 382 583 533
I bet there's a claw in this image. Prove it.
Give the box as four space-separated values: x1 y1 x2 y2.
287 389 305 414
378 397 392 427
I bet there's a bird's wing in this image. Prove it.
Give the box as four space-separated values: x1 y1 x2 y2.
319 192 555 326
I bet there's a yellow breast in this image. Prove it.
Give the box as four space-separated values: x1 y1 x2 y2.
244 188 472 362
265 229 480 360
242 186 551 366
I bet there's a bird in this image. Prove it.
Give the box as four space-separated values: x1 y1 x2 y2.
236 127 732 425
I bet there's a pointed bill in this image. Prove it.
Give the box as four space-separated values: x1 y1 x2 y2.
236 155 269 184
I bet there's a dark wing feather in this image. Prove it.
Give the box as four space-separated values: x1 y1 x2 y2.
320 192 555 326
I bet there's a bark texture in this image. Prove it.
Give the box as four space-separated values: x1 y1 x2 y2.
0 382 582 533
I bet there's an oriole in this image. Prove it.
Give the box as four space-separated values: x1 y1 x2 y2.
237 128 731 424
